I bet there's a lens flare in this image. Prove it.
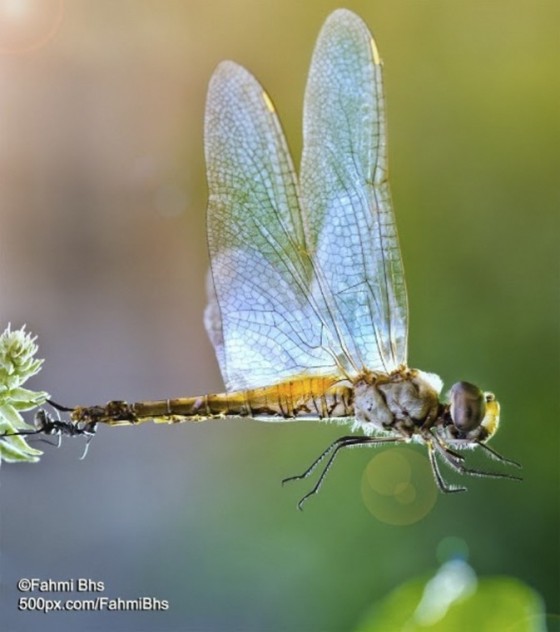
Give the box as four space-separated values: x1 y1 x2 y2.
361 448 438 525
0 0 64 54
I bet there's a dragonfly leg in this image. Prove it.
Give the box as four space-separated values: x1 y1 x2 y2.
281 435 359 486
426 440 467 493
432 436 522 483
286 436 404 510
475 441 522 469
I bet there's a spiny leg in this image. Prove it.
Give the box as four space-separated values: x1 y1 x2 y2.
294 437 373 510
281 435 359 485
431 436 465 462
432 439 522 482
426 440 467 493
287 436 403 510
475 441 522 469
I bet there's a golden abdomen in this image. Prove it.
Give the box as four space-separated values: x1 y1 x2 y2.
71 375 354 426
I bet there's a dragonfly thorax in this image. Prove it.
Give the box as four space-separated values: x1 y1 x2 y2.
352 368 442 436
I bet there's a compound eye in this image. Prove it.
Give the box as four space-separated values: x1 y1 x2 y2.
449 381 486 433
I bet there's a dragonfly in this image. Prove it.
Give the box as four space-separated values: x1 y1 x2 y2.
66 9 520 507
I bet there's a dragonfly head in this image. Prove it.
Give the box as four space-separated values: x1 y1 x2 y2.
448 382 500 442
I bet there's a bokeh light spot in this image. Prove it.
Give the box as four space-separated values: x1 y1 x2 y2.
364 449 411 495
436 536 470 564
0 0 63 54
395 481 416 505
361 448 438 525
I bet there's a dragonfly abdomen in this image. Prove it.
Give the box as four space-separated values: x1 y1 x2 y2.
70 376 353 426
250 376 353 420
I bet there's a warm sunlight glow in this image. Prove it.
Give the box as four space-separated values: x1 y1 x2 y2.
0 0 63 54
361 448 438 525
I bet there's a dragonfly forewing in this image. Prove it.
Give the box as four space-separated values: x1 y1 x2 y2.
205 62 340 391
301 9 408 374
204 10 408 391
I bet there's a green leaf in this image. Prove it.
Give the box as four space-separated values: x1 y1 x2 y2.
0 402 27 427
356 560 546 632
0 438 42 462
11 391 49 411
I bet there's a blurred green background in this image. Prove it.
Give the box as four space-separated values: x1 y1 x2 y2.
0 1 557 630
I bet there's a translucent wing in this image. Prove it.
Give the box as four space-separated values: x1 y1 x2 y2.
204 9 408 391
300 9 408 372
204 62 338 390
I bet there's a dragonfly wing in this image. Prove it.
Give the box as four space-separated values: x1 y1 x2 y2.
203 269 225 375
205 62 337 390
300 9 408 372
